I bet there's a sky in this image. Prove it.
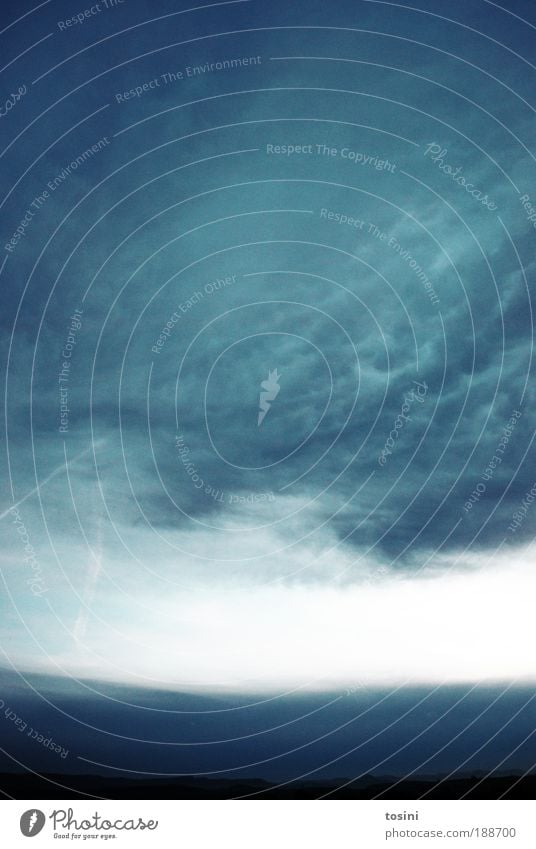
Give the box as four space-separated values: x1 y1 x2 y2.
0 0 535 781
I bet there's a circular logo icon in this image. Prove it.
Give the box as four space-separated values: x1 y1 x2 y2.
20 810 46 837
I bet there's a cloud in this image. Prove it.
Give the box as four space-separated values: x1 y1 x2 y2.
16 545 536 693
